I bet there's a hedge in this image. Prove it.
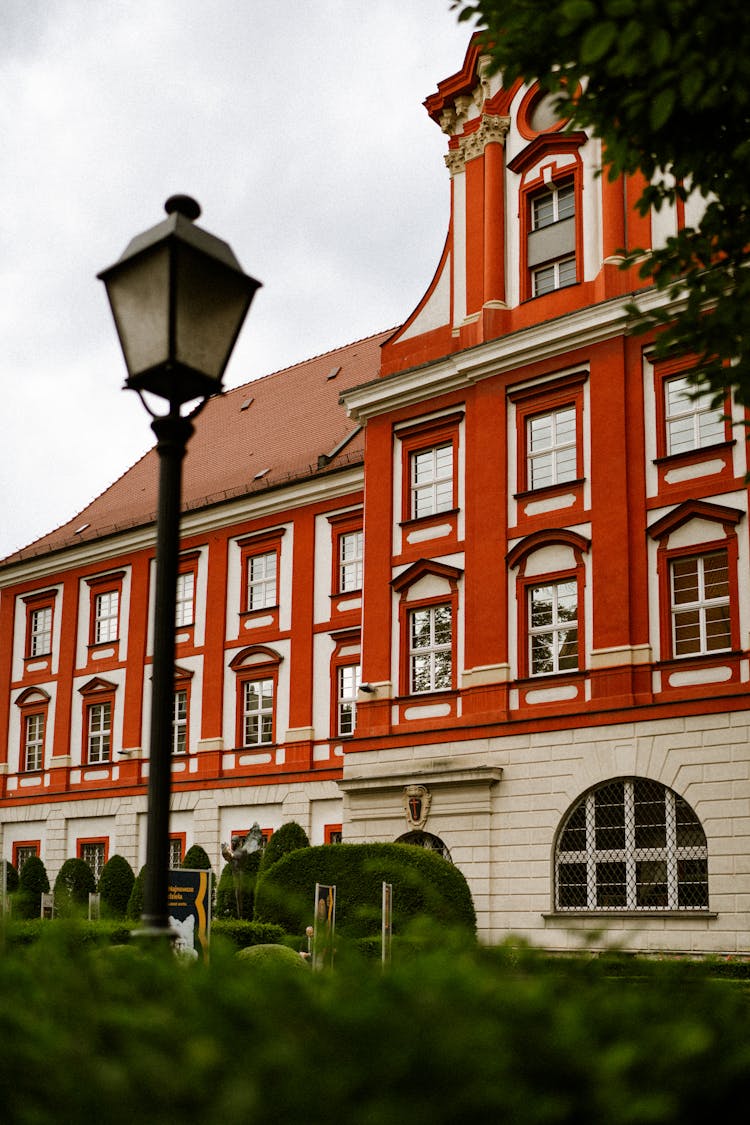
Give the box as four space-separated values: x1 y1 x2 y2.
257 821 309 876
14 855 50 919
0 934 748 1122
253 842 477 938
54 858 96 913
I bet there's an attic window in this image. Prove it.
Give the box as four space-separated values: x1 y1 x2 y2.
75 524 90 535
240 397 254 411
326 366 341 381
253 469 270 480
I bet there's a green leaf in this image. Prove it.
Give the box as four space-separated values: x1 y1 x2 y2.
650 87 676 130
580 21 618 63
561 0 597 22
650 28 671 66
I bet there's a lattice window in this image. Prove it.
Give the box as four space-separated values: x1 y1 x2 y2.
665 375 725 455
411 443 454 519
555 778 709 911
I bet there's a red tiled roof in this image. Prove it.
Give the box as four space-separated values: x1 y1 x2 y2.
4 330 389 564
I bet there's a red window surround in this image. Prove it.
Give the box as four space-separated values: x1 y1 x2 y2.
169 833 187 866
328 510 364 598
329 628 361 738
86 571 125 650
175 551 200 635
79 677 117 766
238 529 285 626
324 824 343 844
23 589 57 666
229 646 282 750
508 530 590 681
649 501 742 663
392 560 462 699
651 354 733 464
15 687 51 772
397 412 464 527
77 836 109 880
509 371 587 499
12 840 40 870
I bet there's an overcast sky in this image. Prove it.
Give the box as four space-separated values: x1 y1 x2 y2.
0 1 471 560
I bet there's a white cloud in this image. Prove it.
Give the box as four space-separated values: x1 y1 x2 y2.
0 1 469 557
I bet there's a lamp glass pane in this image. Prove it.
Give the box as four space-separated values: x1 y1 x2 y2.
104 246 170 378
174 243 252 381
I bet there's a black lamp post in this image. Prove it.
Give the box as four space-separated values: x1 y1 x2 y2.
98 195 261 939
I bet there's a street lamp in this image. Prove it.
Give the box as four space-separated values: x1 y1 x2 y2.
98 195 261 940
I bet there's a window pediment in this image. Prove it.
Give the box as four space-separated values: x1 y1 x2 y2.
649 500 743 543
507 529 590 571
78 677 118 697
229 645 282 672
15 687 51 707
391 559 463 596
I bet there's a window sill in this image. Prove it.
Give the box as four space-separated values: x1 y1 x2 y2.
399 508 459 531
514 478 584 502
543 910 716 920
653 439 735 467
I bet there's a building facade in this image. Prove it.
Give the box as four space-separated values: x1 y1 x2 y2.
1 40 748 953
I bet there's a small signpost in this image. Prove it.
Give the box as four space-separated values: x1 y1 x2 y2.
168 868 211 960
382 882 393 967
312 883 336 970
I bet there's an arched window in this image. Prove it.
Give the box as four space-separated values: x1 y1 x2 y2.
396 831 453 863
554 778 708 911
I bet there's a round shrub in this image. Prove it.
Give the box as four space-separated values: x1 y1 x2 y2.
126 865 146 920
236 943 309 970
215 849 262 920
54 858 96 913
253 842 476 939
15 855 50 919
97 854 135 918
257 821 309 876
181 844 212 870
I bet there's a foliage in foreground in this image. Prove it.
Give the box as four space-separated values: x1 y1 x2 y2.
453 1 750 404
0 926 748 1123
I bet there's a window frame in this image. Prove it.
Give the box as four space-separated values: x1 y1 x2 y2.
86 572 125 650
652 356 732 462
12 841 40 872
508 529 590 682
527 576 580 677
229 646 282 751
168 833 186 867
79 678 117 766
175 554 199 631
650 501 742 664
24 593 55 660
393 560 461 699
554 778 709 913
328 510 364 599
509 372 586 497
171 668 193 755
523 172 580 301
397 413 463 526
15 687 51 774
77 837 109 883
238 529 285 625
668 546 733 659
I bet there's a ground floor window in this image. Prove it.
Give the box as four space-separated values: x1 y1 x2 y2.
78 840 107 883
396 830 452 863
555 778 709 911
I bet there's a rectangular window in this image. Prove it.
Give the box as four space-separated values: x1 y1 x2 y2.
528 179 576 296
79 841 106 882
526 406 577 489
24 713 45 771
411 444 454 519
175 571 195 628
87 701 112 763
409 605 452 694
247 552 277 612
671 550 730 656
242 678 274 746
168 836 184 867
529 580 579 675
339 530 363 593
337 664 361 736
94 591 119 644
29 606 52 657
13 844 39 872
665 376 725 455
172 689 187 754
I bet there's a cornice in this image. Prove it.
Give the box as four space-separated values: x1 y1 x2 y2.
0 464 365 588
342 286 682 424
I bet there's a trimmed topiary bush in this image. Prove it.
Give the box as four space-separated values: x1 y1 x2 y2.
97 854 135 918
235 943 310 970
181 844 212 870
257 821 309 876
54 858 96 914
211 919 286 950
215 848 262 920
253 842 476 939
126 865 146 920
14 855 50 919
